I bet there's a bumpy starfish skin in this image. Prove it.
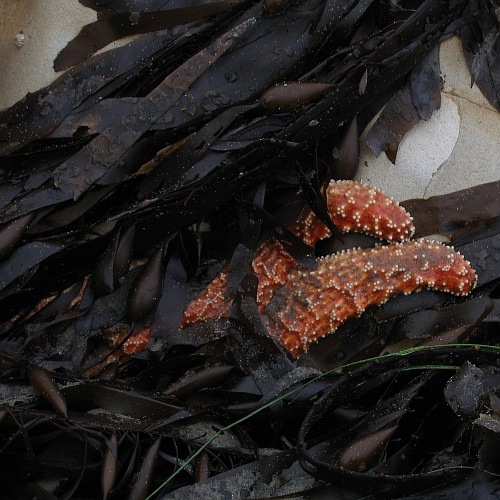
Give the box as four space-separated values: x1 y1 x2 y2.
82 325 153 377
264 240 477 356
181 180 415 327
305 179 415 244
105 325 152 355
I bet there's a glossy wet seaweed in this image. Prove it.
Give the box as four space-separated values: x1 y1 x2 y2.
0 0 499 498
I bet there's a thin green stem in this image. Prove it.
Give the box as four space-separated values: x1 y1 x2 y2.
146 343 500 499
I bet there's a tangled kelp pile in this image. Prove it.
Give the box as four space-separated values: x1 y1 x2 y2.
0 0 499 498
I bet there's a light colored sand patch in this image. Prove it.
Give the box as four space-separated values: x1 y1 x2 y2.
357 95 460 201
0 0 96 110
424 94 500 197
356 35 500 200
439 35 496 111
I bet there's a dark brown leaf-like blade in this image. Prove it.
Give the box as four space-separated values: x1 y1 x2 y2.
0 241 64 294
101 432 118 499
337 426 398 471
402 180 500 239
151 249 187 336
128 247 164 322
93 230 122 297
395 297 493 340
62 383 184 419
54 17 256 202
260 82 332 111
0 213 34 260
165 365 235 398
331 115 359 179
128 437 161 500
365 83 420 161
28 367 68 417
56 1 242 70
410 44 441 120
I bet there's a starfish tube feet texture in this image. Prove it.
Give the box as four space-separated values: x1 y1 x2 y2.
181 180 415 327
263 240 477 357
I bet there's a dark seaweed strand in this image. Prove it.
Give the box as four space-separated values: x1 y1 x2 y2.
297 346 500 495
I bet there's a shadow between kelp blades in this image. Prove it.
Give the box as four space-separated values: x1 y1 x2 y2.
297 346 500 494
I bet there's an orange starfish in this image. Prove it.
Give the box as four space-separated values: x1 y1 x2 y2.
107 180 476 359
264 240 477 356
181 180 415 325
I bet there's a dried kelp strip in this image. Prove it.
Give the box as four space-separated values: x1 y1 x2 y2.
18 19 256 220
402 181 500 239
48 97 139 139
150 250 189 337
0 241 64 294
298 346 500 494
460 0 500 110
28 366 68 417
458 220 500 288
365 42 441 159
331 116 360 179
63 383 185 420
0 27 197 155
0 1 499 497
0 213 34 260
394 297 493 341
410 44 441 120
365 84 422 161
57 0 246 70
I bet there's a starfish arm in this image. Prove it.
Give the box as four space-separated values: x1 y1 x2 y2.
264 240 477 356
181 180 415 327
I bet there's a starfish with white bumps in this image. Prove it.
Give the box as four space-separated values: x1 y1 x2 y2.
115 180 477 358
